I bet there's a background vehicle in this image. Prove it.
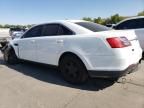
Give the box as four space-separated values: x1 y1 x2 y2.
9 27 27 36
3 20 142 84
11 31 24 39
112 16 144 55
106 24 115 28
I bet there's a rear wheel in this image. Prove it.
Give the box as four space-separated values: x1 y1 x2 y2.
4 48 19 65
59 54 89 84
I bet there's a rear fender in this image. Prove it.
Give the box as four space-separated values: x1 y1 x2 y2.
58 49 93 70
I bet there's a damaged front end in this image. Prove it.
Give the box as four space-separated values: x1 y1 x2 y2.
0 38 9 54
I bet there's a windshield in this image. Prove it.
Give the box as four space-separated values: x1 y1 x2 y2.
76 22 111 32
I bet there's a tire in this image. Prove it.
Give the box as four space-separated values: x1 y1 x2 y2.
59 54 89 84
3 47 19 65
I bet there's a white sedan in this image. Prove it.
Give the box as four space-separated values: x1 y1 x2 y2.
3 20 142 84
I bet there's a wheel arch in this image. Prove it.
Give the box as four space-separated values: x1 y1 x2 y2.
58 51 90 70
3 44 17 56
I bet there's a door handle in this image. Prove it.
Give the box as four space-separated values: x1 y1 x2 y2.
56 40 64 44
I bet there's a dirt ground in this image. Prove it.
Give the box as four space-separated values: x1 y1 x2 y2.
0 52 144 108
0 28 9 37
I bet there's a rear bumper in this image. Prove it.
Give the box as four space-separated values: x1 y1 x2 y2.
88 63 140 78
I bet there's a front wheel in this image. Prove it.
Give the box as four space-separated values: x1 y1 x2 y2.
59 55 89 84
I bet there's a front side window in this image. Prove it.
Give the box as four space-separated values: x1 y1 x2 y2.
136 18 144 28
115 21 130 29
116 18 144 30
23 25 42 38
58 25 74 35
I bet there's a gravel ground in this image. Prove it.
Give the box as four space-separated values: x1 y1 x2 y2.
0 28 144 108
0 52 144 108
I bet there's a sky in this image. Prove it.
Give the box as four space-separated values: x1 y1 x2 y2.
0 0 143 25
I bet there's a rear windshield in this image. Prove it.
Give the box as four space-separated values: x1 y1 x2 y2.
76 22 111 32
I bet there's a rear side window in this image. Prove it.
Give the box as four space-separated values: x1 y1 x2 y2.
115 18 144 30
23 25 42 38
42 24 59 36
76 22 110 32
58 25 74 35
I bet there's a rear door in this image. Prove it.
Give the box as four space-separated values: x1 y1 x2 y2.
18 25 42 61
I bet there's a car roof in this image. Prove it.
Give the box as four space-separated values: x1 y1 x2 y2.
124 16 144 20
28 20 94 35
35 20 87 25
65 20 88 23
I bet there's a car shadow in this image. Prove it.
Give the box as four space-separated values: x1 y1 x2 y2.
0 57 116 91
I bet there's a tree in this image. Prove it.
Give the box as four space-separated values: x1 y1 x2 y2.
27 24 33 28
104 18 112 25
4 24 11 28
110 14 124 24
82 13 125 25
0 25 3 28
138 11 144 16
82 17 93 22
93 17 105 24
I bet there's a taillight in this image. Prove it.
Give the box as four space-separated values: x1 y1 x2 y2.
106 37 131 48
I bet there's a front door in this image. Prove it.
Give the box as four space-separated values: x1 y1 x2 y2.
36 24 74 65
18 25 43 62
